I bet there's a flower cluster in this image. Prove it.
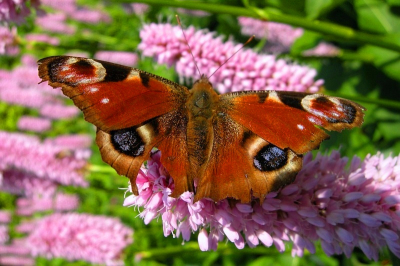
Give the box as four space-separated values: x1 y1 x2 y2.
94 51 138 66
123 3 150 15
0 211 10 245
139 23 323 93
16 193 79 216
124 151 400 260
17 116 51 133
303 42 341 57
0 26 19 55
38 0 111 27
0 55 81 133
26 213 133 265
238 17 304 53
0 131 90 187
0 0 39 24
238 17 340 57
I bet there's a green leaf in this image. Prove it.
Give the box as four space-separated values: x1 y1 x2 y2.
358 43 400 82
305 0 336 19
355 0 400 34
290 30 321 55
387 0 400 6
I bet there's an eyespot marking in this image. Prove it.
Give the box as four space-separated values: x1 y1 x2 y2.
254 144 288 172
111 127 145 157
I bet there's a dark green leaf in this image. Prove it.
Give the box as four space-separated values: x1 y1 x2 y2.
355 0 400 34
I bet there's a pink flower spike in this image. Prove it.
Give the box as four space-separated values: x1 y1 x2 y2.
94 51 138 66
39 103 79 119
25 34 60 45
0 225 8 244
0 131 90 187
0 26 19 55
17 116 51 133
0 256 35 266
0 0 39 24
26 213 133 265
125 144 400 260
139 23 323 93
238 17 304 53
0 211 11 223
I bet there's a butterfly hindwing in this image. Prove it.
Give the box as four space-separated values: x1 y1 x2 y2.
194 115 302 203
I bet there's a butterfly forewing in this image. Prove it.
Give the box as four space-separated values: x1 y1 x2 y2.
220 91 365 154
38 56 189 132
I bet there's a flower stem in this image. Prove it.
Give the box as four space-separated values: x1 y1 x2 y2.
123 0 400 53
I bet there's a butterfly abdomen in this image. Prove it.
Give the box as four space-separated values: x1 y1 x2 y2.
186 78 219 181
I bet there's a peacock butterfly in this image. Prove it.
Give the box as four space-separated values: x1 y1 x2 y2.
38 56 365 203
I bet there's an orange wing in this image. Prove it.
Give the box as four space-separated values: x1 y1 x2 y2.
38 56 189 132
194 114 302 203
38 56 192 195
220 91 365 154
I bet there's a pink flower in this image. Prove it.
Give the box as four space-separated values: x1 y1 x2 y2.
26 213 133 265
69 8 111 24
0 26 19 55
124 151 400 260
238 17 304 53
25 33 60 45
45 134 92 149
36 13 75 34
39 103 79 119
0 211 11 224
16 193 79 216
303 42 341 57
17 116 51 133
176 8 210 17
0 0 39 24
40 0 76 14
0 131 90 187
139 23 322 93
123 3 149 14
0 225 8 244
94 51 138 66
1 169 58 197
0 60 64 109
0 256 34 266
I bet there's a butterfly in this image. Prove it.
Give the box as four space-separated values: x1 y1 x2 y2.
38 56 365 203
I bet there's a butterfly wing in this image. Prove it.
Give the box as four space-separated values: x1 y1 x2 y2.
220 91 365 154
38 56 188 132
194 90 365 203
38 56 192 194
194 115 302 203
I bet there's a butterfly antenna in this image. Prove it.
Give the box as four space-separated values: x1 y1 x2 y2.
176 15 202 77
208 35 255 79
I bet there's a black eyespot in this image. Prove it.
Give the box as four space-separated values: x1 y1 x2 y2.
111 127 145 157
254 144 288 171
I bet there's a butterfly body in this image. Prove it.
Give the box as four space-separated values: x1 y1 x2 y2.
38 56 365 203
